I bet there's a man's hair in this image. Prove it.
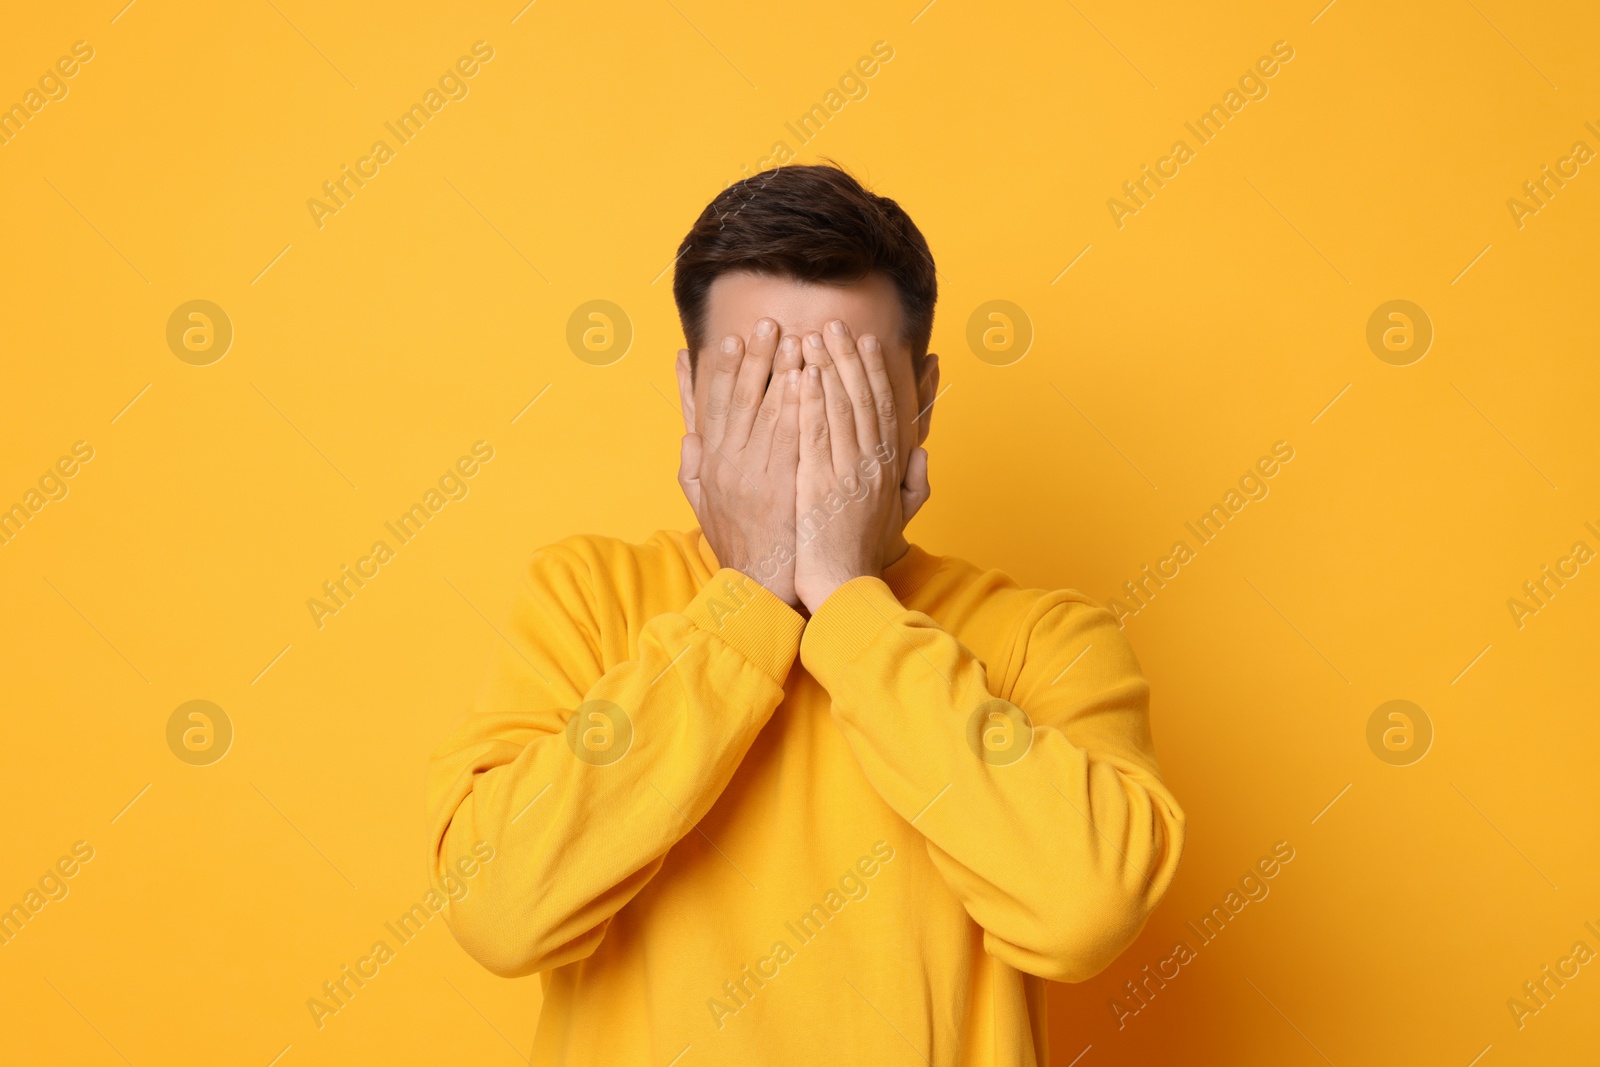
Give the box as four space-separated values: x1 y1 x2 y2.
672 163 937 377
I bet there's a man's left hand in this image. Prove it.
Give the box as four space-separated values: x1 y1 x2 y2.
792 320 930 614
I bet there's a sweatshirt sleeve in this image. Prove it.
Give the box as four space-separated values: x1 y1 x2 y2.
799 576 1185 984
426 547 804 977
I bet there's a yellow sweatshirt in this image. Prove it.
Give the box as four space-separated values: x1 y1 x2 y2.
426 529 1184 1066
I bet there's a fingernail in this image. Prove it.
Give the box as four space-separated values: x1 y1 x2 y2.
828 320 845 335
861 335 878 352
721 336 738 353
780 336 799 355
805 333 823 348
807 365 820 379
755 319 775 337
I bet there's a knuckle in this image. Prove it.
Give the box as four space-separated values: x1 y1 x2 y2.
876 395 898 421
852 385 876 410
732 385 760 410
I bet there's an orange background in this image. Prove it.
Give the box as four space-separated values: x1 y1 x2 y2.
2 1 1597 1064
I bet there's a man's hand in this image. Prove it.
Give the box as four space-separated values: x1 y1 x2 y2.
792 320 931 614
677 319 805 606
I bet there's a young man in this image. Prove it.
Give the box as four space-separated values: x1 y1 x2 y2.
426 164 1184 1065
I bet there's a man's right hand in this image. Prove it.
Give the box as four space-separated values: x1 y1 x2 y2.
677 318 804 607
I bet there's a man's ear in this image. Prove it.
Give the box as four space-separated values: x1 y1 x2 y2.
675 348 696 433
914 353 940 445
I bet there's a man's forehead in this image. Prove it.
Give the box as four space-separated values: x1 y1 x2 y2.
705 271 904 340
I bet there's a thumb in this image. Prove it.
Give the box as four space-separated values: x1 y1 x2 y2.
678 432 704 512
900 446 930 524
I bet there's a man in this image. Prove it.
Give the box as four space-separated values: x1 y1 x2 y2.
426 164 1184 1065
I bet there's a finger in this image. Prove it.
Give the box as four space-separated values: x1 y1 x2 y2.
766 336 804 474
767 367 802 476
749 316 780 367
900 445 931 524
822 319 881 459
774 332 803 376
803 331 856 476
745 338 790 468
888 344 921 483
700 335 745 448
677 432 704 513
724 318 778 451
799 363 832 483
915 352 941 445
857 333 898 465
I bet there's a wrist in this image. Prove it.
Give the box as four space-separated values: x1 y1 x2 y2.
732 560 799 608
798 567 872 613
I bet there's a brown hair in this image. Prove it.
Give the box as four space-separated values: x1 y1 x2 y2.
672 163 937 376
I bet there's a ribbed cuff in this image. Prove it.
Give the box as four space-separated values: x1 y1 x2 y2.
681 568 806 685
799 576 906 685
